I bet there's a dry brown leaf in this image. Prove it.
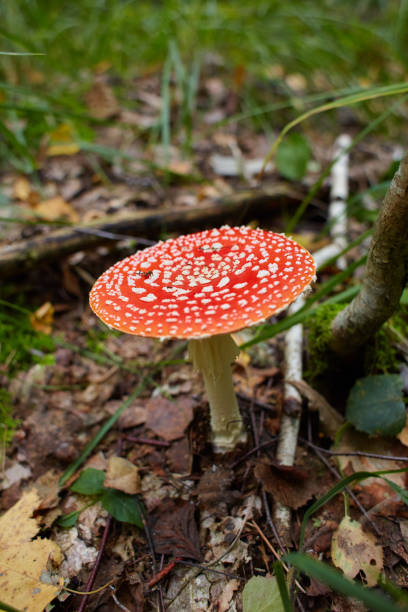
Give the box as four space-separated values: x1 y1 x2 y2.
105 456 140 495
331 516 383 587
335 428 408 504
0 490 63 611
151 499 202 561
146 396 195 441
34 196 79 222
166 438 192 475
84 77 119 119
29 301 54 334
254 459 317 509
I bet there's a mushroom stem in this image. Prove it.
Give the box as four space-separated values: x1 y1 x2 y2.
188 334 247 453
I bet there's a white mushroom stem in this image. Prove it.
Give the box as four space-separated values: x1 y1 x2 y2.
188 334 247 453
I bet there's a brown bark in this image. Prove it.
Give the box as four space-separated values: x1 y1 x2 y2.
330 152 408 356
0 184 302 278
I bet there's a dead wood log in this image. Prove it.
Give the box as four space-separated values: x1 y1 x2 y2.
329 152 408 356
0 184 305 278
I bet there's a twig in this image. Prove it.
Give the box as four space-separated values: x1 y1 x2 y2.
299 438 408 462
272 134 352 542
123 436 171 448
330 150 408 355
273 296 305 542
306 426 381 537
77 516 112 612
230 438 277 468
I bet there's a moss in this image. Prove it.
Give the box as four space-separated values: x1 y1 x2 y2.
0 304 55 377
0 389 19 452
305 303 344 382
305 302 406 382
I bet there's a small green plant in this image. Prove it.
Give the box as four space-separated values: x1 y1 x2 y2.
57 467 143 529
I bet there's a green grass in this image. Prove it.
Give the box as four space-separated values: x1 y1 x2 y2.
0 0 406 172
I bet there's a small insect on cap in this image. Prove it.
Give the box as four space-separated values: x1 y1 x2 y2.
89 225 316 339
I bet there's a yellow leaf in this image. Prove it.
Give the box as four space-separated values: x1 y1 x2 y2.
331 515 383 587
29 301 54 334
46 124 80 157
0 490 63 612
397 415 408 447
47 142 80 156
34 196 79 223
105 456 141 495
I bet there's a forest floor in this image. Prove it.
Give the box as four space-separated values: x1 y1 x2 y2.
1 62 408 612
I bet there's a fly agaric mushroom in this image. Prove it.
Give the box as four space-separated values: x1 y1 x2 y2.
89 226 315 452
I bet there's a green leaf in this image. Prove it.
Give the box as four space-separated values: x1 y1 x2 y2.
346 375 406 436
242 575 286 612
276 132 310 181
70 468 106 495
285 553 401 612
56 510 80 528
101 489 143 528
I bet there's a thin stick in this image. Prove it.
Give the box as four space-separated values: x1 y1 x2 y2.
299 438 408 462
77 516 112 612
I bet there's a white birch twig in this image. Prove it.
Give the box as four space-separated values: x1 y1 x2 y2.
273 134 351 542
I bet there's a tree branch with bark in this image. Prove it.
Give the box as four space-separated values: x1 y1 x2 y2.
329 152 408 356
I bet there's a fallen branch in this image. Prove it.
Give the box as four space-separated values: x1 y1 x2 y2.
330 151 408 356
0 184 304 278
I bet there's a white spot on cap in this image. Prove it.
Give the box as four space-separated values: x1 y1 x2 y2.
217 276 230 288
140 293 157 302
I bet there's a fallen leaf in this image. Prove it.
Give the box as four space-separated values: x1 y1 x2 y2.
151 499 202 561
146 396 195 441
254 459 317 509
46 124 80 156
217 579 240 612
166 437 192 475
29 301 54 334
242 575 285 612
397 415 408 447
105 456 140 495
34 196 79 222
335 428 408 504
84 77 119 119
0 462 31 490
0 490 63 611
331 515 383 587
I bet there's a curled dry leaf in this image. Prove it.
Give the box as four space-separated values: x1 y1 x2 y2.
29 301 54 334
105 456 141 495
254 459 317 509
331 516 383 587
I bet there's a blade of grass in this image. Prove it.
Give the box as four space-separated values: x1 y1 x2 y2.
59 381 147 486
299 468 408 550
285 553 400 612
263 82 408 177
284 101 401 233
273 562 293 612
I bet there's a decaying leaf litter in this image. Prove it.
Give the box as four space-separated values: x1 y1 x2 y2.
1 60 408 612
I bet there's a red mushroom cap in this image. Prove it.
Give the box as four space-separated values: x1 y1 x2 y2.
89 226 315 339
